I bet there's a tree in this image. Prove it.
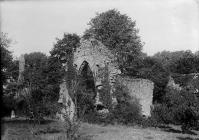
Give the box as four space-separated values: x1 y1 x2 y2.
23 52 48 88
50 33 80 110
83 9 143 73
14 52 61 120
153 50 199 74
1 32 13 85
133 56 169 103
1 33 16 117
194 51 199 72
44 56 65 101
23 52 63 102
50 33 80 96
174 52 198 74
165 87 198 129
50 33 80 64
149 50 199 103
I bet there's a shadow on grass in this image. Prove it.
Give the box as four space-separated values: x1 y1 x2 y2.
1 124 6 137
158 125 197 135
34 127 63 135
157 125 172 129
144 136 154 139
2 118 55 125
176 137 199 140
79 134 95 140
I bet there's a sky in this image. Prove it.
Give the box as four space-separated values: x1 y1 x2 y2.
1 0 199 57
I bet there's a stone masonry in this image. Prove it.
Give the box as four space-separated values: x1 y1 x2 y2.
58 38 154 120
118 77 154 116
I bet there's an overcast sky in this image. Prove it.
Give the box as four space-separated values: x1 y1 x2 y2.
1 0 199 57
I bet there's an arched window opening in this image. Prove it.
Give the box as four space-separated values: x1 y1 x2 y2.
79 61 95 93
77 61 96 117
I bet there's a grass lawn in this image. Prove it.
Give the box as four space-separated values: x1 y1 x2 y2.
1 117 199 140
1 117 70 140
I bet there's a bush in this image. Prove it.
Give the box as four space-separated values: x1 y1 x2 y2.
151 103 173 124
2 93 16 117
76 89 96 119
62 113 80 140
15 87 60 122
151 87 199 129
2 82 19 117
110 81 142 125
111 101 142 125
81 81 143 125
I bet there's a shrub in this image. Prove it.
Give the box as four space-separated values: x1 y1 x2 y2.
62 113 80 140
151 103 173 124
82 81 143 125
110 81 142 125
15 87 60 122
76 88 95 119
151 87 199 129
2 82 19 117
111 101 142 125
2 94 16 117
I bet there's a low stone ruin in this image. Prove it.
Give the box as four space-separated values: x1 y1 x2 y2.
118 77 154 117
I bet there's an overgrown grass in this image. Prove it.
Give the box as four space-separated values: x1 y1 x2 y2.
1 117 82 140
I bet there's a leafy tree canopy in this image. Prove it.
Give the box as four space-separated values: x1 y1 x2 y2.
12 52 61 118
23 52 48 88
50 33 80 89
1 32 13 85
153 50 199 74
83 9 143 73
133 56 169 103
50 33 80 64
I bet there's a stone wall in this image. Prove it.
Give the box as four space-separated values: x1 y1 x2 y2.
18 54 25 83
58 81 75 121
119 77 154 117
74 38 120 104
58 38 154 119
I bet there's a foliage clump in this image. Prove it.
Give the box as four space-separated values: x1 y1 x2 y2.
151 86 199 130
108 81 142 125
84 9 143 73
1 32 13 85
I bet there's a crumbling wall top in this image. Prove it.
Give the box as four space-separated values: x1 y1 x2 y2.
74 38 119 74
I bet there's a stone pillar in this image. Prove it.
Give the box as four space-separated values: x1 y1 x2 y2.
18 54 25 83
15 54 25 98
58 59 76 122
94 63 119 107
94 65 103 105
108 65 120 106
11 110 15 119
58 81 75 122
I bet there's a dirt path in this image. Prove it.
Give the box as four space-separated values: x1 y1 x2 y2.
79 123 199 140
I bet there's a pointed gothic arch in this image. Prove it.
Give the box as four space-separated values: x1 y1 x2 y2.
76 61 97 116
78 61 96 93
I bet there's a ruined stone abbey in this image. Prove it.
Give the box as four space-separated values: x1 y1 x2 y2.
58 38 154 121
